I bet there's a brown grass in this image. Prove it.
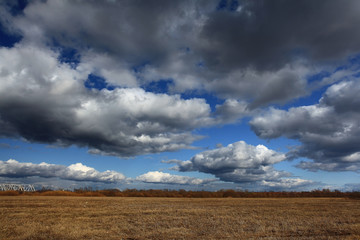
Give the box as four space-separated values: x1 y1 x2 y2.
0 196 360 239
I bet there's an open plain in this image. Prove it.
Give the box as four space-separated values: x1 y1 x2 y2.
0 196 360 239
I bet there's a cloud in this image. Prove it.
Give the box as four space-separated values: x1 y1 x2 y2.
214 99 249 123
0 159 125 183
0 45 229 157
261 178 314 190
0 143 11 149
172 141 298 184
168 141 315 190
199 0 360 71
0 143 19 149
3 0 359 108
176 141 286 171
135 0 360 105
250 79 360 172
205 63 311 109
79 52 138 88
12 0 212 65
1 0 360 161
136 171 215 185
342 183 360 192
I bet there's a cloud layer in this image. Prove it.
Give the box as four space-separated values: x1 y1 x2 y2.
0 0 359 190
4 0 360 104
251 79 360 172
1 0 360 158
0 159 125 183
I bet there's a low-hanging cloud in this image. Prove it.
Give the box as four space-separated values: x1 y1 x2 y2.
250 79 360 172
171 141 312 188
261 178 314 190
136 171 216 185
0 159 126 183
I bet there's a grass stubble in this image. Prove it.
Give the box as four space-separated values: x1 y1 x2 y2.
0 196 360 239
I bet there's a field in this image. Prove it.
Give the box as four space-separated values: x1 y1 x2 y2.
1 197 360 239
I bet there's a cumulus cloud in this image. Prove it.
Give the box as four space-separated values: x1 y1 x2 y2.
176 141 286 171
2 0 359 108
79 52 138 88
136 171 215 185
0 45 226 157
214 99 249 123
171 141 303 185
0 159 125 183
250 79 360 172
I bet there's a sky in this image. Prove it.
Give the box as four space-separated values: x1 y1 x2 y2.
0 0 360 191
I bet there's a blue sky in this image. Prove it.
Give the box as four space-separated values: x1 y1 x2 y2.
0 0 360 191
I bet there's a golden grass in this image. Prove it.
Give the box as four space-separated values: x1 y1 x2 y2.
1 196 359 239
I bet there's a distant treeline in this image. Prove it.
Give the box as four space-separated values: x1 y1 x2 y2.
1 188 360 199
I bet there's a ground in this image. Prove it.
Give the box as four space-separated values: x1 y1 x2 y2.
1 196 360 239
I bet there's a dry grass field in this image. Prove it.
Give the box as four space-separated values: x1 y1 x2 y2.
1 196 360 239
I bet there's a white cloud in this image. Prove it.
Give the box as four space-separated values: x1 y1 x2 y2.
0 159 125 183
261 178 314 189
173 141 296 184
168 140 315 190
136 171 215 185
176 141 286 172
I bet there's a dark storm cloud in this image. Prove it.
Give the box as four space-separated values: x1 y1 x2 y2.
196 0 360 106
138 0 360 106
16 0 360 69
199 0 360 71
205 64 309 109
7 0 359 106
250 79 360 172
14 0 214 65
